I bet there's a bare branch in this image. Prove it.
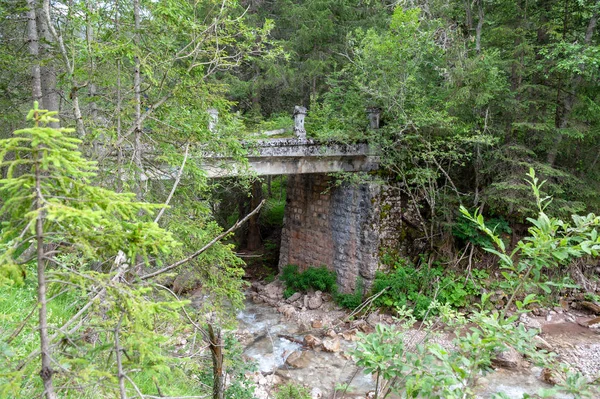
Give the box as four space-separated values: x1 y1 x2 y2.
140 199 266 280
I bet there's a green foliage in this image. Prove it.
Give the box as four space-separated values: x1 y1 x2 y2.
370 256 485 318
280 264 337 295
335 277 364 309
461 169 600 312
273 382 311 399
453 214 511 248
352 303 597 398
259 197 286 228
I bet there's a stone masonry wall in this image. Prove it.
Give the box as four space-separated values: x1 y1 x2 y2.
278 174 380 293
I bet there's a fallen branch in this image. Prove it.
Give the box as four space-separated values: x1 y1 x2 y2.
140 199 266 281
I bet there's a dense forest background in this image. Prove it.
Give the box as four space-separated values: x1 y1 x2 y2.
0 0 599 398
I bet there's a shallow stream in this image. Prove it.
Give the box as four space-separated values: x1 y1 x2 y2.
236 300 573 398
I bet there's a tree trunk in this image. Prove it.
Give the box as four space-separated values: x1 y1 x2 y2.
133 0 144 200
36 1 59 127
34 139 57 399
207 323 224 399
475 0 484 54
26 0 43 105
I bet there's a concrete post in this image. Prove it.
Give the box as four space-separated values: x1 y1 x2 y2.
208 108 219 133
367 107 381 129
293 106 307 140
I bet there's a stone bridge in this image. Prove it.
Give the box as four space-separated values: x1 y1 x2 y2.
207 107 400 293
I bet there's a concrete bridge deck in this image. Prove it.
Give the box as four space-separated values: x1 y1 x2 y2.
202 138 379 177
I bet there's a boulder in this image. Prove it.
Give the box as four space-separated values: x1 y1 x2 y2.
264 281 284 299
285 350 312 369
533 336 554 351
491 346 523 370
311 319 323 329
323 337 341 353
286 292 302 303
304 334 322 348
278 304 296 319
342 329 359 342
308 294 323 310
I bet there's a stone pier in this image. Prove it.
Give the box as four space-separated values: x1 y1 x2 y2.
278 174 381 293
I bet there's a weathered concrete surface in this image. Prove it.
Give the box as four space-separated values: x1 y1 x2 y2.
278 174 380 293
202 139 378 177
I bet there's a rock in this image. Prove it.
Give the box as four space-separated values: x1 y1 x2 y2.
311 387 323 398
311 320 323 329
540 367 564 385
342 329 359 341
285 350 312 369
264 281 284 299
251 293 265 304
303 295 309 308
278 304 296 319
582 316 600 328
286 292 302 303
304 334 322 348
323 337 341 352
367 311 381 326
326 328 337 338
581 301 600 315
533 336 554 351
308 295 323 310
491 346 523 370
546 314 553 322
251 281 264 292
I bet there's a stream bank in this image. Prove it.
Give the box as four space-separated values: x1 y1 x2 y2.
230 280 600 398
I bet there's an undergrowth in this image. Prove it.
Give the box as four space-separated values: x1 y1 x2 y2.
279 265 365 309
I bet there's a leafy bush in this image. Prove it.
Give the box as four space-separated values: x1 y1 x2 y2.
371 257 485 318
280 264 337 295
273 382 311 399
335 277 364 309
352 302 597 398
453 214 511 248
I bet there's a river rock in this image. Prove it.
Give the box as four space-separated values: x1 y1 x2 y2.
367 310 381 326
264 281 284 299
311 387 323 398
285 350 312 368
540 367 564 385
286 292 302 303
323 337 341 352
533 336 554 351
251 293 264 304
311 319 323 329
491 346 523 370
304 334 322 348
342 329 359 341
308 293 323 310
278 304 296 319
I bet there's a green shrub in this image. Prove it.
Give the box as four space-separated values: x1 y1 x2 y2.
273 382 311 399
280 264 337 294
335 277 364 309
371 257 485 318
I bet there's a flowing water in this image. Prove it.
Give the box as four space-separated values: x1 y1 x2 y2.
236 299 576 398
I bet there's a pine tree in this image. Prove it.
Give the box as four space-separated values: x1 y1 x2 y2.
0 103 177 398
